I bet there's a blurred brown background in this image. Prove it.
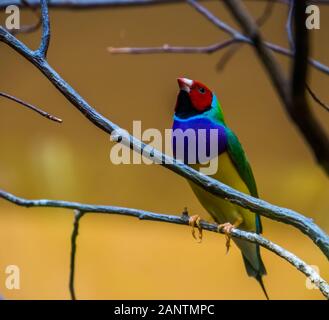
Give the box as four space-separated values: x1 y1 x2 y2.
0 1 328 300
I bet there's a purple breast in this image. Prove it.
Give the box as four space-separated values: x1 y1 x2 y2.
172 117 227 164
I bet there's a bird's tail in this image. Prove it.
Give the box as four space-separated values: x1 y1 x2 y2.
256 274 269 300
242 251 269 300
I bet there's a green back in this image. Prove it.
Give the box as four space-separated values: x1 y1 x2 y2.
225 127 262 234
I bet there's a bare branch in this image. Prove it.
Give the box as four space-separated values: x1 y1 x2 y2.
109 42 329 75
306 85 329 112
286 0 295 50
108 39 237 54
0 188 328 298
216 44 239 71
37 0 50 57
264 41 329 74
0 91 62 123
69 210 84 301
109 43 329 75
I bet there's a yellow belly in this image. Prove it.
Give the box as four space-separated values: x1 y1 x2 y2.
189 151 256 232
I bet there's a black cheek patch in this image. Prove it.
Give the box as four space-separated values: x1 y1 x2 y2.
175 90 211 119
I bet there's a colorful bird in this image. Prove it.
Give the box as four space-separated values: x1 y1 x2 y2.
172 77 268 299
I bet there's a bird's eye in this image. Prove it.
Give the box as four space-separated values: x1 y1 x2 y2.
198 87 206 94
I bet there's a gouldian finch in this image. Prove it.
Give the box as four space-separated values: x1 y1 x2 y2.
172 77 268 299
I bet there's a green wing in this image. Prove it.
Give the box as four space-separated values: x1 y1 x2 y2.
225 127 262 233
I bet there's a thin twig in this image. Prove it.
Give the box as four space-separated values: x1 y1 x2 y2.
108 39 237 54
286 0 295 50
0 188 328 298
0 91 62 123
109 41 329 75
216 44 239 71
0 5 328 259
306 85 329 112
69 210 84 301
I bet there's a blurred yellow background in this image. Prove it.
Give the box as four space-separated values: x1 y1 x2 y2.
0 1 328 300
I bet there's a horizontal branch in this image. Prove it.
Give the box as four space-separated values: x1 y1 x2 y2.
108 39 237 54
109 40 329 75
0 188 328 299
0 91 62 123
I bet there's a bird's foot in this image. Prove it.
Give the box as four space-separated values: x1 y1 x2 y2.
189 214 202 243
217 222 235 254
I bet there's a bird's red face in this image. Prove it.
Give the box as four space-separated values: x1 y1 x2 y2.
176 78 213 114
